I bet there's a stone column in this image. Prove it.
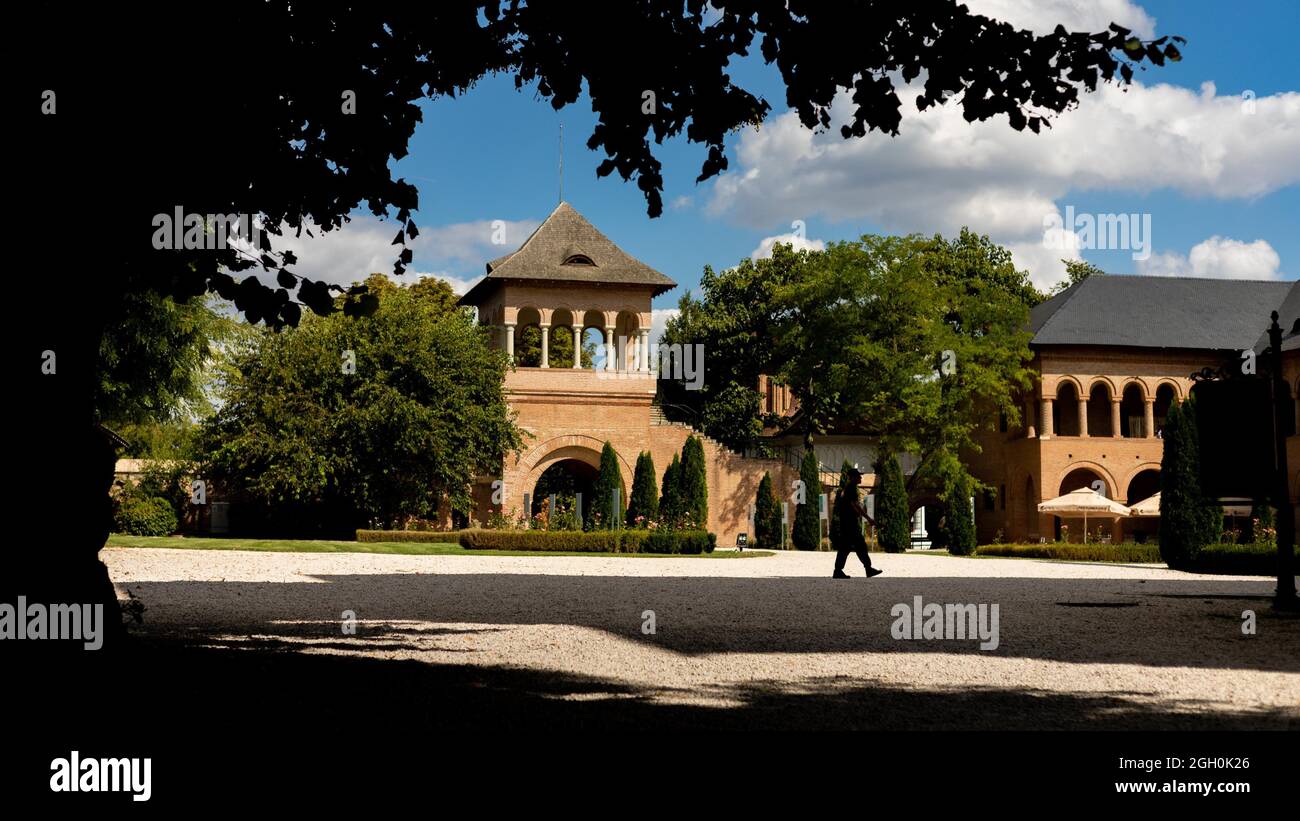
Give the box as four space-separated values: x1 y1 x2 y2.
1078 398 1088 437
1144 399 1155 439
505 323 515 363
639 329 650 372
1025 399 1037 438
1110 398 1121 438
604 326 616 371
539 324 550 368
1040 398 1053 438
574 326 584 368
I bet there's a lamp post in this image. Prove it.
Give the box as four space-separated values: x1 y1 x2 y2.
1266 312 1297 608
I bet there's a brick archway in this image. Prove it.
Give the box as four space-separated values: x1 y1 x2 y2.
517 435 634 507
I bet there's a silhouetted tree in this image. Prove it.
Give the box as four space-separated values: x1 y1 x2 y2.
17 3 1181 651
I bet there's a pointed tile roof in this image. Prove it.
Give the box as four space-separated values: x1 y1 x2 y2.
459 202 677 305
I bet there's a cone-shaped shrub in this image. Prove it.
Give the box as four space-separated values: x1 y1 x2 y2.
943 472 977 556
793 449 822 550
754 471 782 549
626 451 659 527
591 441 625 530
1159 397 1221 566
659 454 683 528
680 435 709 530
875 452 911 553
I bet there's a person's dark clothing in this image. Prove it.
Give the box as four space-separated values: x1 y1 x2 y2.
831 489 874 573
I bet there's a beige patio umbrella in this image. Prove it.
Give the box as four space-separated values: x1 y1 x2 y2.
1129 492 1161 517
1038 487 1132 543
1129 492 1252 518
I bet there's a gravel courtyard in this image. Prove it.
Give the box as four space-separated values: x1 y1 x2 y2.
104 547 1300 731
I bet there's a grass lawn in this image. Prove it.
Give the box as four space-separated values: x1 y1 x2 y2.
106 534 773 558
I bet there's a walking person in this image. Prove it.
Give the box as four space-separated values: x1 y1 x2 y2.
832 467 883 579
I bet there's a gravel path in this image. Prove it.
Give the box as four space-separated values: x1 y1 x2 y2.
104 547 1300 730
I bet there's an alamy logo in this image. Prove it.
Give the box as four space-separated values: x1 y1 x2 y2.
0 597 103 650
1042 205 1151 261
890 595 1000 651
50 751 151 802
151 206 261 250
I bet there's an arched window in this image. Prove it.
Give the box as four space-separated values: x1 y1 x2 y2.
563 254 595 266
1055 382 1080 436
1087 383 1111 436
1120 383 1145 438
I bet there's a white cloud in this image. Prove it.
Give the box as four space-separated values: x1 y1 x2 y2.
649 308 679 344
964 0 1156 38
749 232 826 260
1138 236 1284 280
708 81 1300 289
240 215 540 289
669 195 694 211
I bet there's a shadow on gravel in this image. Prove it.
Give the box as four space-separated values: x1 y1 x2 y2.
118 573 1300 672
31 635 1298 734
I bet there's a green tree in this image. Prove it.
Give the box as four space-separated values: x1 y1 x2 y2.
1159 397 1221 566
754 471 782 549
659 454 683 528
626 451 659 528
943 472 977 555
793 449 822 550
659 246 809 452
97 289 242 430
680 435 709 530
591 441 626 530
1050 259 1106 295
202 279 520 534
772 232 1037 501
875 453 911 553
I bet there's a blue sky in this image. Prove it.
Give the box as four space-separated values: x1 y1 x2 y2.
277 0 1299 336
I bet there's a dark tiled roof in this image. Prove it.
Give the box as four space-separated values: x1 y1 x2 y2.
1253 280 1300 354
458 202 676 306
1032 275 1294 351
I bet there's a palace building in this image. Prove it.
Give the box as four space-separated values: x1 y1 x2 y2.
457 202 1298 546
458 203 796 540
967 275 1298 544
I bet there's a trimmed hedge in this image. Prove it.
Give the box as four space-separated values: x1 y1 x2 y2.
1189 543 1298 576
974 542 1296 574
114 495 179 537
356 529 463 543
975 543 1162 563
455 528 715 554
644 530 715 555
